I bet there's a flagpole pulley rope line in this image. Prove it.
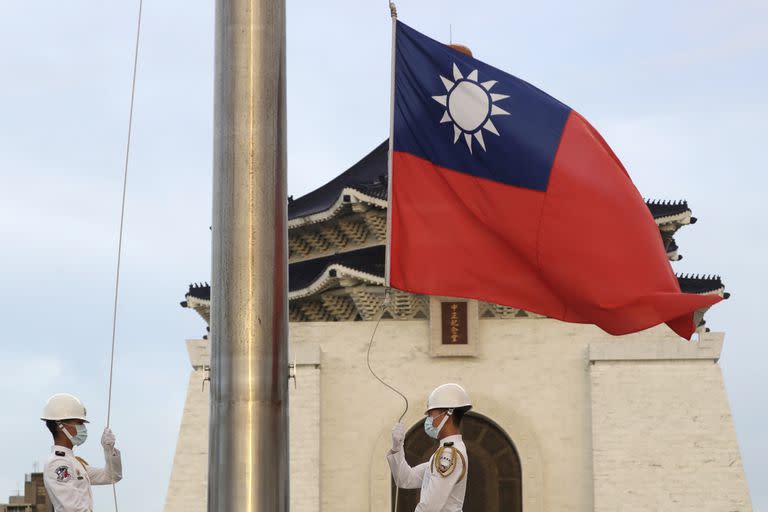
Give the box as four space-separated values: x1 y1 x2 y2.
365 288 409 423
105 0 144 510
365 287 409 512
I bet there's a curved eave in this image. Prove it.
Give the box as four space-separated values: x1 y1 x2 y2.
646 200 692 220
287 187 387 229
287 140 388 218
677 274 729 298
655 210 694 228
288 264 384 301
182 270 728 310
182 295 211 323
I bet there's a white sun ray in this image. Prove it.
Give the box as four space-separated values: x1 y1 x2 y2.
483 119 499 135
474 130 486 151
491 104 510 116
452 63 463 81
431 63 512 153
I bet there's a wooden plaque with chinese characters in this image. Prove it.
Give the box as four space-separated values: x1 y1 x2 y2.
429 298 479 357
441 302 468 345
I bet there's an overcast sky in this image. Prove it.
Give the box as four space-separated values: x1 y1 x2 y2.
0 1 765 510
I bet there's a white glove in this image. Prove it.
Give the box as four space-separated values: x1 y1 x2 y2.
101 428 116 450
391 422 405 452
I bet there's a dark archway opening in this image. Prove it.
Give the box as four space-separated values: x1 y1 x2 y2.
391 412 522 512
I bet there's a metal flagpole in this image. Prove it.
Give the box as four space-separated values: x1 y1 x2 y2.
209 0 289 511
384 6 401 509
384 1 397 288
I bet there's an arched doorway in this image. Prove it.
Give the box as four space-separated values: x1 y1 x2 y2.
392 412 522 511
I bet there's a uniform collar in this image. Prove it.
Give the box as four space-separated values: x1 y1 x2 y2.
440 434 462 445
52 445 73 456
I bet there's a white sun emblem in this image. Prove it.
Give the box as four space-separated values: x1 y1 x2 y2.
432 63 510 153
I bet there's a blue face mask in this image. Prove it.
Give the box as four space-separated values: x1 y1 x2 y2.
72 424 88 446
424 411 450 439
61 423 88 446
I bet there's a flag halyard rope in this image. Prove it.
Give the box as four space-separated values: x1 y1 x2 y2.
106 0 144 510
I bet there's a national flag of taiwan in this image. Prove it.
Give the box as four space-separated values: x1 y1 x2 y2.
386 21 721 339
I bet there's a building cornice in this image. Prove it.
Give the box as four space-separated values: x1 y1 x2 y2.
288 186 387 230
589 331 724 362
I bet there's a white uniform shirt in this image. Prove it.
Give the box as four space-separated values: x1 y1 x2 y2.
43 445 123 512
387 434 468 512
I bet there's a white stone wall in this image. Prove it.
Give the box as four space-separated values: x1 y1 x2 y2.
590 334 753 511
165 320 752 512
289 346 321 512
163 341 321 512
297 319 592 512
163 340 210 512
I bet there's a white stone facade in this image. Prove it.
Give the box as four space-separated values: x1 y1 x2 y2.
590 335 751 511
163 340 209 512
164 318 752 511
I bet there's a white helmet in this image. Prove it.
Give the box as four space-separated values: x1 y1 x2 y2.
424 383 472 414
41 393 88 422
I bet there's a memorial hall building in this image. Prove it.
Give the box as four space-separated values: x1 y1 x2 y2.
164 141 752 511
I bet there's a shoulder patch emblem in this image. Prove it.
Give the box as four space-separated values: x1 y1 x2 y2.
55 466 72 482
431 446 467 481
439 452 453 471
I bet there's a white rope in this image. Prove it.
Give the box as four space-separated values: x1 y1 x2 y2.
365 287 409 512
105 0 144 510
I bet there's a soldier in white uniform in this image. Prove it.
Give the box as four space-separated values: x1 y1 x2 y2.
387 383 472 512
40 393 123 512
